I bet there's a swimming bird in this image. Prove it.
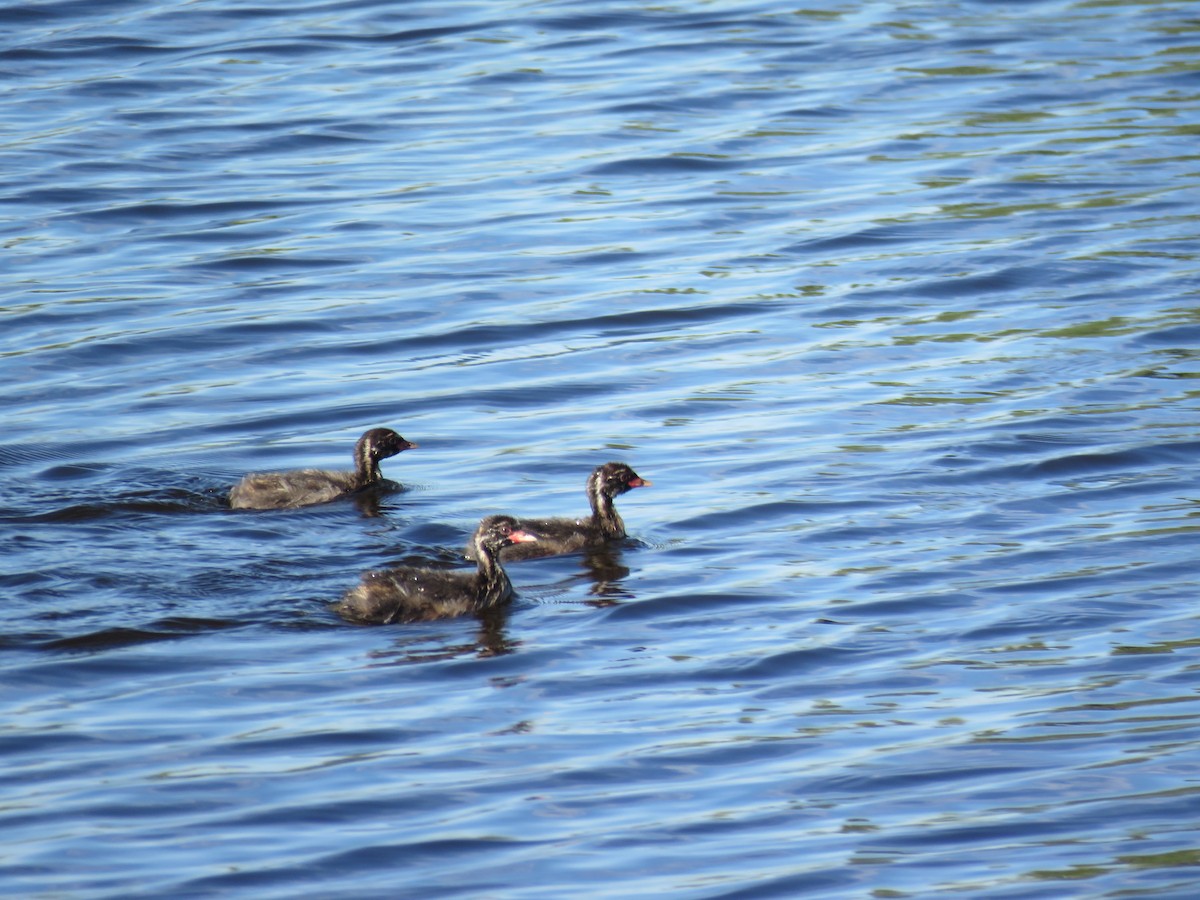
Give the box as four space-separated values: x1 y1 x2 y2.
229 427 416 510
469 462 649 561
335 515 537 624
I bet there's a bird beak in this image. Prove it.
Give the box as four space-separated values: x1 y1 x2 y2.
510 529 538 543
402 440 418 450
628 477 650 488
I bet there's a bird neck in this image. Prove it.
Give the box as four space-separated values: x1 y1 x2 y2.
587 482 626 539
472 544 512 608
352 440 380 486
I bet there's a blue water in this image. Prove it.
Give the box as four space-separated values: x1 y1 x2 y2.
3 0 1200 896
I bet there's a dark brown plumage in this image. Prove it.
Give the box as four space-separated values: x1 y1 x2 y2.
334 515 538 625
469 462 650 562
229 428 416 510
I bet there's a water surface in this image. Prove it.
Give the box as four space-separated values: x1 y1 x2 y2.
3 0 1200 897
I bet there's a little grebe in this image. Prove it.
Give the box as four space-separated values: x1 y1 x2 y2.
335 515 537 625
469 462 649 561
229 427 416 510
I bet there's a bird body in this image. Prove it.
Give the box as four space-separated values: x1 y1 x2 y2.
335 515 537 625
468 462 649 561
230 428 415 510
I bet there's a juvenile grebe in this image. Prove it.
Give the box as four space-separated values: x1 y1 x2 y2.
469 462 649 561
229 427 416 510
335 515 538 624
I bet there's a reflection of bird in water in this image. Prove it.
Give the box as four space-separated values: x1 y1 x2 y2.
517 545 635 611
371 605 521 662
579 545 634 604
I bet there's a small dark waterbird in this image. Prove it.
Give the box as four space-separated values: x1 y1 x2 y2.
229 427 416 510
469 462 650 562
335 515 538 625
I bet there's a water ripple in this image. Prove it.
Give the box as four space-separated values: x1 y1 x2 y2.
3 0 1200 897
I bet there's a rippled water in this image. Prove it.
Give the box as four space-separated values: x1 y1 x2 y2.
4 0 1200 896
